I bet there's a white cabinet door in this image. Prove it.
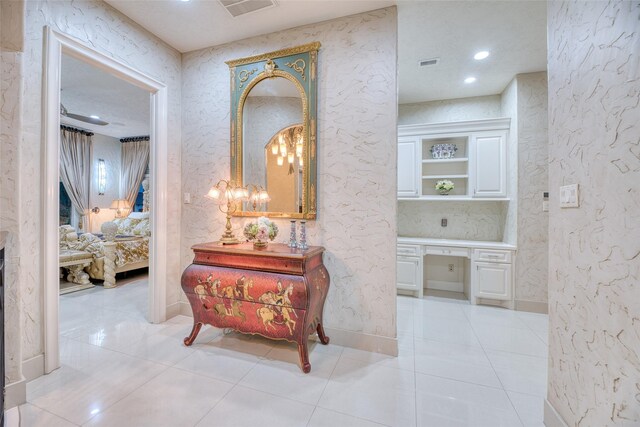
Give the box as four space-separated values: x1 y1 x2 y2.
474 261 512 301
397 137 420 197
397 255 422 297
471 131 507 198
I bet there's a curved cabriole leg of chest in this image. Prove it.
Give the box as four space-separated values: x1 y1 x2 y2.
183 322 203 346
316 323 330 345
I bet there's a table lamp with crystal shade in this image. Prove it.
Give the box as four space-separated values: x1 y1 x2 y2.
206 180 249 244
110 199 130 218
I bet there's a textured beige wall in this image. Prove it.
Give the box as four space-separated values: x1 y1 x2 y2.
398 200 506 241
8 0 183 365
500 78 518 246
181 8 398 339
547 1 640 424
515 72 548 306
398 95 502 126
0 0 25 385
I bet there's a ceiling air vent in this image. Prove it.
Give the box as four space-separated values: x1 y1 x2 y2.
219 0 278 18
418 58 439 67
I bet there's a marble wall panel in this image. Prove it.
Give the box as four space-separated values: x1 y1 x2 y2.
15 0 182 361
398 95 502 126
547 1 640 424
398 201 506 241
181 8 398 338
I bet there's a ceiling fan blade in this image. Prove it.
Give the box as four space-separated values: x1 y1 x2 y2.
65 112 109 126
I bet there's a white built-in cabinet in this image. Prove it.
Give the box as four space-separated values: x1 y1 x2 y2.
396 255 423 297
397 137 421 197
470 248 513 301
473 262 512 301
396 239 515 306
398 118 510 200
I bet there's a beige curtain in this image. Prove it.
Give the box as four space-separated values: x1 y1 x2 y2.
60 127 92 232
120 140 149 216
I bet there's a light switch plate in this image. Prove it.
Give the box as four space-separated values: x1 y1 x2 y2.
559 184 579 208
183 192 191 204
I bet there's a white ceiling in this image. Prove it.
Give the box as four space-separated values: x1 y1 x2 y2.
67 1 547 123
398 1 547 103
104 0 395 53
61 54 150 138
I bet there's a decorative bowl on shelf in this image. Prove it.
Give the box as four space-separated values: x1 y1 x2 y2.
430 143 458 159
435 179 455 195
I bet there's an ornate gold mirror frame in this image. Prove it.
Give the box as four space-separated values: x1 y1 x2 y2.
226 42 320 219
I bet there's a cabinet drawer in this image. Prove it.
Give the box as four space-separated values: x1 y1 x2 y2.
397 244 421 257
425 246 469 258
475 249 512 263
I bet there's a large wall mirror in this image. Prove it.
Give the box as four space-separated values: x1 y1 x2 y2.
227 42 319 219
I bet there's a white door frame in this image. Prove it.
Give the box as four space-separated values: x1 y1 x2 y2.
42 27 168 373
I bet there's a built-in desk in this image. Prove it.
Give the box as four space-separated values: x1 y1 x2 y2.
397 237 517 307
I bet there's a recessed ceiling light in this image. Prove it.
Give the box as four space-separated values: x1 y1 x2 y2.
180 0 190 2
89 115 100 119
464 77 477 84
474 51 490 60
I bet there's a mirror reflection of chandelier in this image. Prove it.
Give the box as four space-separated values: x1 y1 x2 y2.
268 124 304 175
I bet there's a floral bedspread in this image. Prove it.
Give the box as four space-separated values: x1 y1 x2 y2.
114 237 149 267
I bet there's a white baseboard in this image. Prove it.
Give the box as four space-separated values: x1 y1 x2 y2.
426 280 463 293
166 301 181 319
476 297 513 309
4 377 26 409
179 301 193 316
166 301 193 319
322 327 398 356
22 354 44 382
175 304 397 356
544 399 569 427
515 299 548 314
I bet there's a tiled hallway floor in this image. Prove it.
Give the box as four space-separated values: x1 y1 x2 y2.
20 278 548 426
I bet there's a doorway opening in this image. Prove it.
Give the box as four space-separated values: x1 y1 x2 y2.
42 27 169 373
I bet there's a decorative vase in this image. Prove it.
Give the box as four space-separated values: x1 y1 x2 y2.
101 221 118 241
438 189 452 195
253 240 268 249
298 220 308 250
288 220 298 248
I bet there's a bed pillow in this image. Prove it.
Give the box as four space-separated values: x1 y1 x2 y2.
127 212 150 220
113 217 141 235
132 219 151 236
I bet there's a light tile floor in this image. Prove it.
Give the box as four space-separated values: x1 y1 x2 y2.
20 278 548 426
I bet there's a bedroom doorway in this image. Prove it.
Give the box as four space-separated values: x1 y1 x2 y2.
42 27 169 373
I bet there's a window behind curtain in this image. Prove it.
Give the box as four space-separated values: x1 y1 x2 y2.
59 182 72 225
133 183 144 212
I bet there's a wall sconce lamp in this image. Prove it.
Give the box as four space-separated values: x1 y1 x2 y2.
98 159 106 195
205 180 249 244
110 199 129 218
